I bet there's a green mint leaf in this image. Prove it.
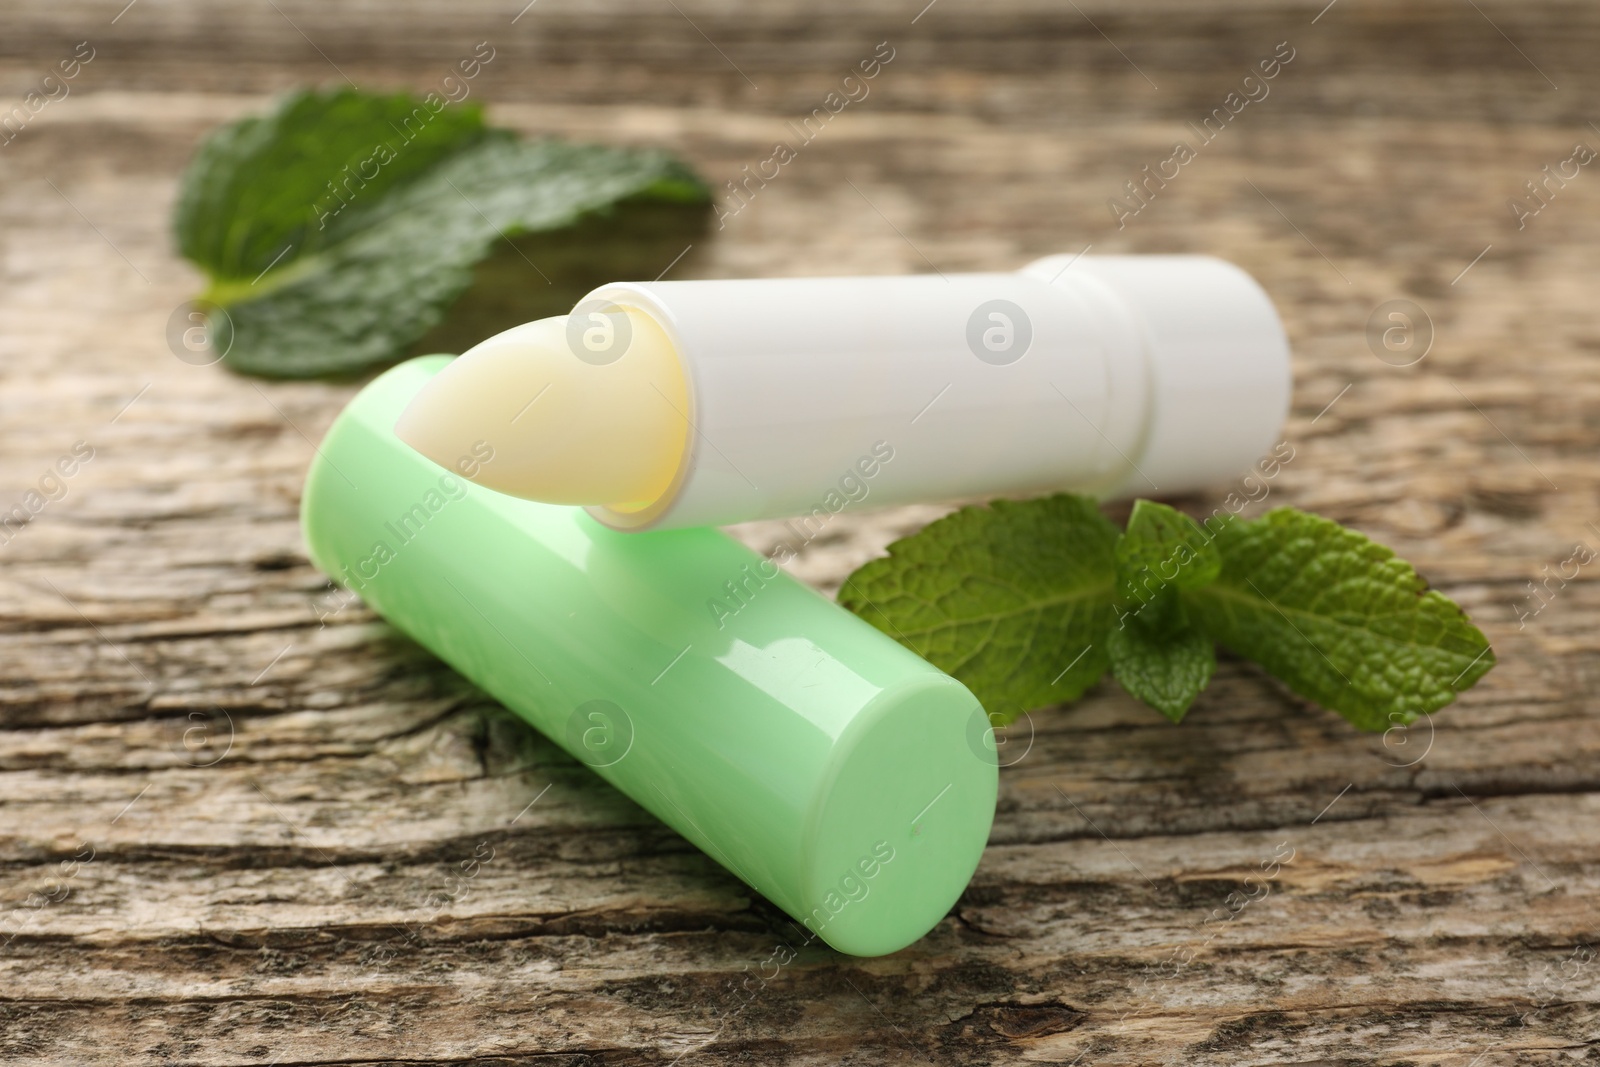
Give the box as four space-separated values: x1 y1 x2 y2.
1106 620 1216 723
174 89 708 378
1185 507 1495 732
1115 498 1222 603
838 494 1118 725
175 88 495 283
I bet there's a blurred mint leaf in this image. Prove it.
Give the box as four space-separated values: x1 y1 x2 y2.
1106 619 1215 723
1185 507 1495 732
837 494 1118 725
175 89 496 282
173 88 708 378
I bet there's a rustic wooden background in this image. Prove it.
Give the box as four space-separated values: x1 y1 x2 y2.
1 1 1595 1063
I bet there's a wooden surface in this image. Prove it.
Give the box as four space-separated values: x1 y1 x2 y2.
1 1 1596 1063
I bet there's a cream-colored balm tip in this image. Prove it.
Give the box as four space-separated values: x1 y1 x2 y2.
393 308 690 511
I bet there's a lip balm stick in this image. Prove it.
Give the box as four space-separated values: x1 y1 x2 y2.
303 357 999 957
395 254 1291 531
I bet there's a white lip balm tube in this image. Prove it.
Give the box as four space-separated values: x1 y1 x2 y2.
397 255 1291 531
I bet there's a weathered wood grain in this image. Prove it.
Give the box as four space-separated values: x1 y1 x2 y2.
0 1 1596 1064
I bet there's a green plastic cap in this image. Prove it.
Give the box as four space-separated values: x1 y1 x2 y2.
301 357 998 956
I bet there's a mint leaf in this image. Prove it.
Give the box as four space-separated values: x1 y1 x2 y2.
175 89 495 283
1185 508 1495 731
1107 620 1215 723
838 495 1118 725
174 89 708 378
1115 499 1222 601
841 496 1494 733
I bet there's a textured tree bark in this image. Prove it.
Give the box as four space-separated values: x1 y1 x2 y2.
0 1 1595 1064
